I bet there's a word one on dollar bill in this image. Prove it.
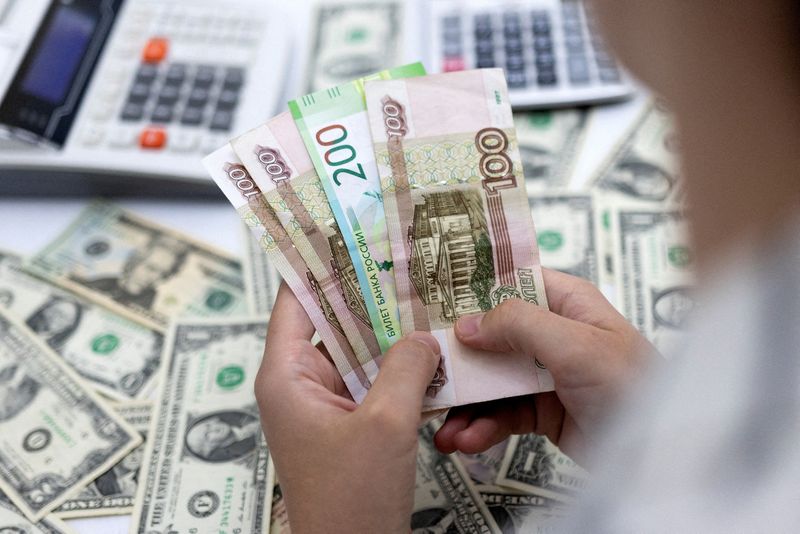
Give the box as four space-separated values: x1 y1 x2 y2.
205 65 555 411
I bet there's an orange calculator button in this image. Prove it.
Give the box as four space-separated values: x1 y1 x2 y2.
142 37 169 63
140 128 167 149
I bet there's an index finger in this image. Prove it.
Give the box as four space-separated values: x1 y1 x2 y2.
264 282 315 359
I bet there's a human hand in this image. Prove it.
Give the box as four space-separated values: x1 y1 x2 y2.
435 269 655 464
255 283 441 534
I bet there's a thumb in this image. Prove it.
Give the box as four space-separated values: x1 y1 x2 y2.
361 332 441 421
454 299 589 372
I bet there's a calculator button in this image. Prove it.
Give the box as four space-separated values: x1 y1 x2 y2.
128 83 151 104
169 129 200 152
194 66 217 88
140 128 167 149
443 41 462 57
217 89 239 110
151 104 174 123
505 36 523 55
535 51 555 69
157 85 181 105
108 127 138 148
135 64 159 85
442 15 461 29
81 125 105 147
121 102 145 122
537 71 558 87
506 55 525 71
165 63 187 85
506 70 527 88
91 103 114 122
599 68 622 83
475 39 494 56
474 14 493 39
442 57 465 72
533 36 553 52
568 57 591 84
532 13 551 36
188 87 210 106
142 37 169 64
181 106 205 126
476 55 496 69
210 110 234 131
565 34 585 54
223 67 245 89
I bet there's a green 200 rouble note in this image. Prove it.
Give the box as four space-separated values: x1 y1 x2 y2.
290 62 426 352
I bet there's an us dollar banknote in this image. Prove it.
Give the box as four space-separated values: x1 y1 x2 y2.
496 434 589 503
612 208 694 350
292 63 426 353
131 319 273 534
242 227 282 315
0 493 75 534
204 145 372 402
528 194 598 284
515 109 588 192
304 1 405 92
0 310 141 521
0 251 162 401
478 485 562 534
366 68 553 410
54 402 150 518
26 202 247 332
233 112 382 381
415 424 501 533
591 103 680 203
458 439 509 486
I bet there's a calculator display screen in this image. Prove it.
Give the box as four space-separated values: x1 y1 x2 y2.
21 6 97 105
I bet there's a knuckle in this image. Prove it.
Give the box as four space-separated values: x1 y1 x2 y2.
363 403 408 434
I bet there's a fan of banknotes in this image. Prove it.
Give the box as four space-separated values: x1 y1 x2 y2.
0 64 689 534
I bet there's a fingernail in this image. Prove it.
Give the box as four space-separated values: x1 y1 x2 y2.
456 314 482 338
407 331 440 354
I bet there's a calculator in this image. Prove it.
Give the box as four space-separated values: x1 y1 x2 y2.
425 0 635 108
0 0 289 192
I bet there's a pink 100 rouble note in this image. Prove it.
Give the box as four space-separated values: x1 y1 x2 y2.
365 69 554 410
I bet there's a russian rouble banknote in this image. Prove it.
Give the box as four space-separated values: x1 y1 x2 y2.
131 318 273 534
0 310 141 521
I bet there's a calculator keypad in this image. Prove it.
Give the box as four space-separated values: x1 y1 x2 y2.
437 0 627 101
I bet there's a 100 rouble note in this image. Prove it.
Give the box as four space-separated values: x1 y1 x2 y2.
0 251 163 401
0 310 141 521
290 63 426 353
203 146 371 401
365 69 553 410
26 202 248 332
130 319 273 534
233 112 382 382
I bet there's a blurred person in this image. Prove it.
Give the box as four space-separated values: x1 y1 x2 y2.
255 1 800 532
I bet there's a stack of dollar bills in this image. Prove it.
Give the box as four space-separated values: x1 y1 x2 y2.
0 68 690 534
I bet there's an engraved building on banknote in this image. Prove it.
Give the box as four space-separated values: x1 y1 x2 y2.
408 190 492 326
327 226 371 328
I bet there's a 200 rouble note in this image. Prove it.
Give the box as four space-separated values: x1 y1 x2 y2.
291 62 426 353
366 69 553 410
0 310 141 521
0 251 163 401
130 319 273 534
203 146 372 401
26 202 248 332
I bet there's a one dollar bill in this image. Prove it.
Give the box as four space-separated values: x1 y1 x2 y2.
0 250 163 401
0 492 75 534
0 310 141 521
26 202 248 332
130 319 273 534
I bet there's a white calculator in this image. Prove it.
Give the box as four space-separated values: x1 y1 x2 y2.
425 0 635 108
0 0 289 192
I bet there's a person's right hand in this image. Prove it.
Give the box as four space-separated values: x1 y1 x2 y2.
434 268 656 464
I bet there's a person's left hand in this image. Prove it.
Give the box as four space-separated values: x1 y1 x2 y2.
255 283 441 534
